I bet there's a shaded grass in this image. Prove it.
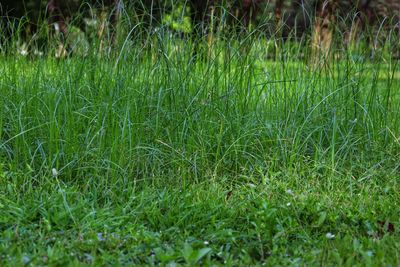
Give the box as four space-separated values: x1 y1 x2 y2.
0 35 399 265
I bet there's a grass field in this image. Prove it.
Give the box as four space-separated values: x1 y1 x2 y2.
0 34 399 266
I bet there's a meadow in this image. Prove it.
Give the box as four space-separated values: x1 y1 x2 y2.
0 30 399 265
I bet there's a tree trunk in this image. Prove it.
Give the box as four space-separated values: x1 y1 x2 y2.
311 0 337 63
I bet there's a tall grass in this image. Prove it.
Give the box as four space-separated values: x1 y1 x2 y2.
1 25 399 184
0 9 399 265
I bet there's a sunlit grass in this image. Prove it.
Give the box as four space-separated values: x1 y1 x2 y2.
0 29 399 265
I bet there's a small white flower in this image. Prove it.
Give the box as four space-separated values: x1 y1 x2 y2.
18 43 29 56
19 49 28 56
286 189 294 195
325 232 335 239
204 241 209 245
52 168 59 177
34 49 43 56
286 202 291 207
54 23 60 32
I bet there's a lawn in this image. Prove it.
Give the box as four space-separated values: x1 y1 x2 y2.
0 37 399 266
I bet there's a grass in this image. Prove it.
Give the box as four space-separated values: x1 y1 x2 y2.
0 29 399 265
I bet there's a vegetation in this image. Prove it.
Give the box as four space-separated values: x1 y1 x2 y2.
1 1 399 266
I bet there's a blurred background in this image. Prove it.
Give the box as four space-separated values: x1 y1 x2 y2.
1 0 399 58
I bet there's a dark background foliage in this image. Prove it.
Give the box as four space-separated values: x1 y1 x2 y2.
1 0 399 56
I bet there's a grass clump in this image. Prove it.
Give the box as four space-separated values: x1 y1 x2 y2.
0 30 399 265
